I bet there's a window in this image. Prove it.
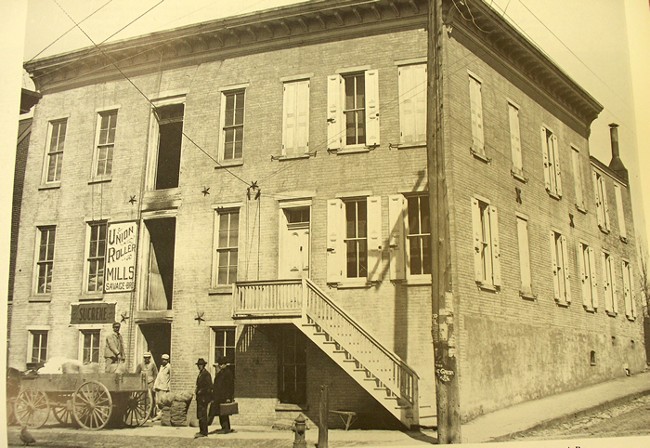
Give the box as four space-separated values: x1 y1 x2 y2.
327 70 379 150
571 146 585 210
152 103 184 190
29 330 48 363
622 260 636 319
516 215 532 296
593 172 610 231
282 80 310 157
278 326 306 405
469 75 485 157
213 327 236 365
471 198 501 287
44 119 67 183
213 209 240 286
93 110 117 180
614 184 627 240
86 222 107 293
327 196 381 284
549 230 571 303
508 102 522 176
80 330 100 364
35 226 56 294
602 251 617 314
219 89 245 161
578 242 598 310
541 126 562 197
406 195 431 276
398 64 426 145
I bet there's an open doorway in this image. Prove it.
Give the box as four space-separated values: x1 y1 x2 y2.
143 218 176 310
138 323 171 365
152 103 184 190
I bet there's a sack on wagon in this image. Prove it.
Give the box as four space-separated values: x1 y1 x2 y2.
39 357 80 374
79 362 101 374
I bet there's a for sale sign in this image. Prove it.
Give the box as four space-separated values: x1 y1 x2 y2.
104 221 138 293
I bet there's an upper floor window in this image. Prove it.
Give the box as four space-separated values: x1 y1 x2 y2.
516 215 532 297
593 171 610 232
471 198 501 288
282 79 310 157
80 330 101 364
44 118 67 184
219 89 245 161
398 64 426 146
469 75 485 158
29 330 48 364
35 226 56 295
549 230 571 304
602 251 617 315
508 102 522 176
578 242 598 310
93 110 117 180
213 208 240 286
406 195 431 277
152 103 184 190
614 184 627 241
622 260 636 320
541 126 562 198
85 222 107 294
571 146 586 211
327 70 379 151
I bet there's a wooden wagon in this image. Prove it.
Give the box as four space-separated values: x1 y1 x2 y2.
13 372 152 430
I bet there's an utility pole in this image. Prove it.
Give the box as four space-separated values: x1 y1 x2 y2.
427 0 462 443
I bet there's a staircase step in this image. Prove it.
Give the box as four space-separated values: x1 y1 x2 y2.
333 349 347 354
323 340 337 345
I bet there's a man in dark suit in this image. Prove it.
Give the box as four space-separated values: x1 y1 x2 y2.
194 358 212 438
211 355 235 434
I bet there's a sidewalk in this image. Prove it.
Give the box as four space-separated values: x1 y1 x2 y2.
461 369 650 443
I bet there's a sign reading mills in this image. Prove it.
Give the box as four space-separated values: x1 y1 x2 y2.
104 221 138 293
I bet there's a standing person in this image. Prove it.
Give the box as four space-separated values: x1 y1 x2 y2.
104 322 125 373
135 352 158 418
210 355 234 434
194 358 212 438
152 354 171 420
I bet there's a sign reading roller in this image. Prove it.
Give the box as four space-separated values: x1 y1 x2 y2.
71 302 116 324
104 221 138 293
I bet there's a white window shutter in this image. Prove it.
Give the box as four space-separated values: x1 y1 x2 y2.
602 253 611 312
365 69 380 147
630 267 637 318
588 247 598 309
578 243 588 307
398 66 414 144
593 172 602 226
388 194 406 280
611 258 618 314
552 135 562 197
327 75 342 151
615 185 627 239
602 179 610 230
469 77 484 153
622 261 631 317
489 206 501 286
471 198 483 282
326 199 344 283
414 65 427 143
295 80 310 153
561 235 570 303
542 127 551 191
367 195 382 283
550 231 559 300
517 217 531 294
282 82 295 155
509 104 522 171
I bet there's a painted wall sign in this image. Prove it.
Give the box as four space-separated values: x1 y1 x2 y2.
104 221 138 293
71 302 116 324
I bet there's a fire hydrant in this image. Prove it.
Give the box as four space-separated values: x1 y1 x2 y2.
292 413 307 448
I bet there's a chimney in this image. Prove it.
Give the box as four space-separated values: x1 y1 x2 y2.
608 123 628 182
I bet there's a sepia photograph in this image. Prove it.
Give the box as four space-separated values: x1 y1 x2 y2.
1 1 649 447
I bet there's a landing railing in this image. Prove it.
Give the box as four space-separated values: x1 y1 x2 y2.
233 279 302 317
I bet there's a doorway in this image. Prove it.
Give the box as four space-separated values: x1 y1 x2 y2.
138 323 171 366
279 206 310 279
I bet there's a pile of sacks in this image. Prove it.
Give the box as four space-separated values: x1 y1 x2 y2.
38 357 101 374
157 391 193 426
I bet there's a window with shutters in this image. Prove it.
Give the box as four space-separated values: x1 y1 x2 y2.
85 221 107 294
282 79 310 157
614 184 627 242
35 226 56 296
398 64 426 146
29 330 48 364
622 260 636 320
508 102 524 179
549 230 571 304
80 330 101 364
212 208 240 286
469 74 486 160
602 251 617 315
593 171 610 232
471 198 500 289
578 242 598 310
327 195 381 286
516 215 533 297
92 110 118 181
43 118 67 185
219 89 245 162
327 69 379 152
571 146 586 212
541 126 562 198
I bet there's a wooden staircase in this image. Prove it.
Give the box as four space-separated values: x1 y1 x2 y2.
233 278 419 428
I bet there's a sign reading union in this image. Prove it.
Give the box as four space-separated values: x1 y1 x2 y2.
104 221 138 293
70 302 116 324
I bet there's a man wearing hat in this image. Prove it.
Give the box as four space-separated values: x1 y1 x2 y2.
194 358 212 438
210 355 235 434
153 354 171 421
104 322 125 373
136 352 158 418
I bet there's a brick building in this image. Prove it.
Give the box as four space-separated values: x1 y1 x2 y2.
11 0 645 428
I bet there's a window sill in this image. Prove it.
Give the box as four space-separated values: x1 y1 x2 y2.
208 286 233 295
584 306 596 313
576 204 587 214
29 295 52 303
519 291 537 301
476 282 498 293
88 177 112 185
620 236 628 244
79 293 104 301
272 153 312 161
39 182 61 191
546 191 561 201
215 160 243 169
470 148 490 164
606 310 617 318
598 225 610 235
275 403 308 412
511 170 527 183
555 300 570 308
334 280 371 289
626 315 637 322
390 142 425 150
334 146 371 155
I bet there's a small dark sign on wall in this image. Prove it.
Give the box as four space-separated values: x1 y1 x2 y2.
70 302 116 324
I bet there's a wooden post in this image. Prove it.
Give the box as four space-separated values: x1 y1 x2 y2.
318 384 329 448
427 0 462 443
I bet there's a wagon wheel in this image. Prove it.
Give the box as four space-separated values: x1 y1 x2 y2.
14 389 50 428
52 400 73 426
72 381 112 430
123 389 152 427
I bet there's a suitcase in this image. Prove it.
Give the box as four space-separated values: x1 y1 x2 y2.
219 401 239 415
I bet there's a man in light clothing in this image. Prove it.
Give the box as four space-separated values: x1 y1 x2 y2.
104 322 125 373
152 353 171 420
136 352 158 418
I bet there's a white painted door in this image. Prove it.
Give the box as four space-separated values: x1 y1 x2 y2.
279 208 310 279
